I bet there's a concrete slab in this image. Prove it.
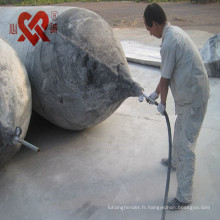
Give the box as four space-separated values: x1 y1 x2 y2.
121 41 161 67
114 28 215 49
0 63 220 220
116 28 215 68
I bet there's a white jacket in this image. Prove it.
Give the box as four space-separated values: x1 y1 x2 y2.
160 22 210 114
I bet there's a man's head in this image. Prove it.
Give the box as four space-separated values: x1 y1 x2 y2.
143 3 167 39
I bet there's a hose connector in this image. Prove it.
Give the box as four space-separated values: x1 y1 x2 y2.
138 93 158 106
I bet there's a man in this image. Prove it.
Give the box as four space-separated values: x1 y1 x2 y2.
143 3 210 210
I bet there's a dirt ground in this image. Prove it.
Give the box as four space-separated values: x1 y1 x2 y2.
56 1 220 34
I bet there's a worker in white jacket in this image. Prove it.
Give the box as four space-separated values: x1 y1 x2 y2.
143 3 210 210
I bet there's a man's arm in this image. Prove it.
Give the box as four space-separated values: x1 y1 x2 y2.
155 77 169 105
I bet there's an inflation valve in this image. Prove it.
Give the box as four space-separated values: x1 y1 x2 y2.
12 127 40 152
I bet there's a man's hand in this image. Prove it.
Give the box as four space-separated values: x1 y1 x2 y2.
147 91 159 104
157 103 166 115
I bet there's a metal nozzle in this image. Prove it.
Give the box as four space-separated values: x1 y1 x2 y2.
138 94 144 102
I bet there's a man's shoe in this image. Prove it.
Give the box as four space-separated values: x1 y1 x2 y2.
161 158 176 171
168 198 191 211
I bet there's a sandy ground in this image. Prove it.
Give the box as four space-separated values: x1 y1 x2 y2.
55 1 220 34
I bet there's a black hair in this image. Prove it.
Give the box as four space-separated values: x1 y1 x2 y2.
143 3 167 27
